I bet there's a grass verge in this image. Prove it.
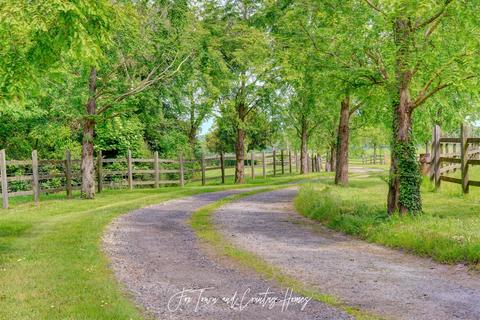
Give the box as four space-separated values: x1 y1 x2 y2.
295 172 480 268
190 185 382 320
0 174 317 319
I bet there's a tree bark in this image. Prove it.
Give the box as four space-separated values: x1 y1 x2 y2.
188 106 198 151
387 99 420 214
235 101 246 184
235 127 246 183
81 67 97 199
387 17 422 214
335 96 350 185
329 143 336 172
188 125 197 151
300 119 308 174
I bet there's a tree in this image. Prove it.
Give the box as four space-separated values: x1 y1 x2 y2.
201 0 274 184
74 1 191 198
206 103 277 154
362 0 480 213
273 0 384 183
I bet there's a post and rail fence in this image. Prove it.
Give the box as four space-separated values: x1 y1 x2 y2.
429 124 480 194
361 154 387 165
0 149 324 209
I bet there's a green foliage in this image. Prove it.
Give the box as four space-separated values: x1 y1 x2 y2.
95 117 148 158
1 0 480 211
0 0 116 102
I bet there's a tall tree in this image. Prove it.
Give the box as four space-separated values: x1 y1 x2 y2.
74 0 191 198
273 0 384 183
201 0 274 183
362 0 480 213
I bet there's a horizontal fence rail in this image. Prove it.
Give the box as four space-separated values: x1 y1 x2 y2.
361 155 387 165
0 149 327 209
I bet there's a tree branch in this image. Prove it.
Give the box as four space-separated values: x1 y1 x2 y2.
349 99 365 116
415 0 454 30
412 52 473 108
363 0 386 16
97 53 191 115
412 75 475 109
365 49 389 80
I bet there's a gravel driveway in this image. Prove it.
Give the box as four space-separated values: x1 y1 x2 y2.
214 187 480 320
103 189 352 320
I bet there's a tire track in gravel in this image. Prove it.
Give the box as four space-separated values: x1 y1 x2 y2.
214 187 480 320
103 189 353 320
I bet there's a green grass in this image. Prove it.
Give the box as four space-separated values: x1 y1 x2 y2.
0 173 317 319
190 187 382 320
295 169 480 268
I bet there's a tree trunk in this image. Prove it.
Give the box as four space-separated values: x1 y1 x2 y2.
188 126 197 151
235 127 246 183
235 100 246 184
81 67 97 199
387 17 421 214
300 120 308 174
188 106 197 151
335 96 350 185
387 100 421 214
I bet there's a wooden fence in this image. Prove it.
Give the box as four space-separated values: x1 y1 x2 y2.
0 149 323 209
430 124 480 193
361 155 387 165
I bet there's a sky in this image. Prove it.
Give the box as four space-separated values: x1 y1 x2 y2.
200 117 214 136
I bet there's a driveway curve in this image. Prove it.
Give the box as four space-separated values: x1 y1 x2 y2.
103 189 352 320
214 187 480 320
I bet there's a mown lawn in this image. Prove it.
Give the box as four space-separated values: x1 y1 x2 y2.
0 174 310 320
295 168 480 268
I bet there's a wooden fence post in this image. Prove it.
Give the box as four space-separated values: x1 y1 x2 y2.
0 150 8 209
31 150 39 205
432 125 441 190
127 150 133 190
65 150 73 198
461 123 470 194
201 153 206 186
220 152 225 184
288 150 292 174
96 150 103 193
251 151 255 179
179 153 185 187
262 151 266 178
281 150 285 174
154 151 159 188
273 150 276 176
